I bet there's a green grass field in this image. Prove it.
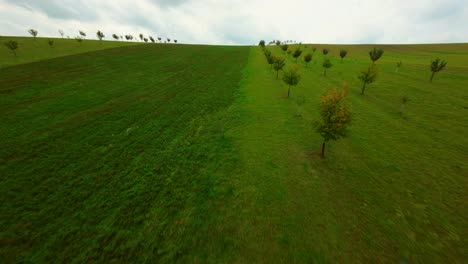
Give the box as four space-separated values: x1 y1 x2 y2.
1 38 467 263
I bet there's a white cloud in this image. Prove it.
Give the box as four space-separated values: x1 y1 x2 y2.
0 0 467 44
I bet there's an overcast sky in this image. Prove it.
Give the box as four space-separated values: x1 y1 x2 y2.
1 0 467 45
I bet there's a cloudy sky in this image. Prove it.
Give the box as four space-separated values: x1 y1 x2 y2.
0 0 467 45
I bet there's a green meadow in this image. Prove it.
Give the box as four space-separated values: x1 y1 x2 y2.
1 37 467 263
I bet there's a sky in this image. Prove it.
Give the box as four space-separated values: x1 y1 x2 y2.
0 0 467 45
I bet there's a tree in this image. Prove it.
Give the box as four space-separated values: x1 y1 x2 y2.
79 30 86 38
292 48 302 62
275 40 281 46
75 36 83 44
400 96 409 114
273 56 286 79
304 53 312 67
316 86 351 158
266 53 275 68
58 29 64 38
396 60 402 72
139 34 144 41
339 49 347 62
322 59 333 76
312 47 317 54
167 38 171 42
174 39 177 43
369 48 384 64
149 36 155 43
97 30 105 41
430 58 447 82
48 39 54 47
125 35 131 40
322 48 329 55
144 38 148 42
281 44 288 52
113 34 119 40
358 65 378 95
282 66 300 98
4 40 18 56
158 37 162 42
259 40 265 47
28 29 38 38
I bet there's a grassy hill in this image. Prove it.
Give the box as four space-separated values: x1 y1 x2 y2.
0 36 141 68
1 39 467 263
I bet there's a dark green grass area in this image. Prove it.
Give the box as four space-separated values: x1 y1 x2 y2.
0 44 249 262
0 36 141 68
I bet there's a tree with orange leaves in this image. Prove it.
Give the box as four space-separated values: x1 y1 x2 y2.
316 83 351 158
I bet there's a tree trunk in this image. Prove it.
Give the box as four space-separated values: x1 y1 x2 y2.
321 142 326 158
288 86 290 98
361 82 366 95
341 57 343 63
430 71 435 82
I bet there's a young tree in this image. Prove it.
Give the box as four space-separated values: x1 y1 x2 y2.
96 30 105 41
395 60 402 72
281 44 288 52
430 58 447 82
282 66 301 98
358 65 378 95
304 53 312 67
174 39 177 43
4 40 18 56
144 38 148 42
259 40 265 47
158 37 162 42
339 49 348 62
322 59 333 76
316 86 351 158
58 29 64 38
79 30 86 38
266 53 275 68
28 29 38 38
125 35 131 40
139 33 144 41
275 40 281 46
273 56 286 79
112 34 119 40
322 48 329 55
400 96 409 114
149 36 155 43
48 39 54 47
369 47 384 64
292 48 302 62
167 38 171 42
75 36 83 44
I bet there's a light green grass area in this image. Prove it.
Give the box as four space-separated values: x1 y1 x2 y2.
0 36 141 68
1 39 467 263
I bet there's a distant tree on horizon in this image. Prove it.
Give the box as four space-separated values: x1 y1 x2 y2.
339 49 348 62
4 40 18 56
158 37 162 42
79 30 86 38
144 38 148 42
97 30 105 41
75 36 84 44
28 29 38 38
58 29 64 38
275 40 281 46
167 38 171 42
174 39 177 43
112 34 119 40
281 44 288 52
139 33 144 41
358 65 378 95
369 47 384 64
430 58 447 82
259 40 265 47
283 66 301 98
149 36 155 43
322 59 333 76
316 85 351 158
